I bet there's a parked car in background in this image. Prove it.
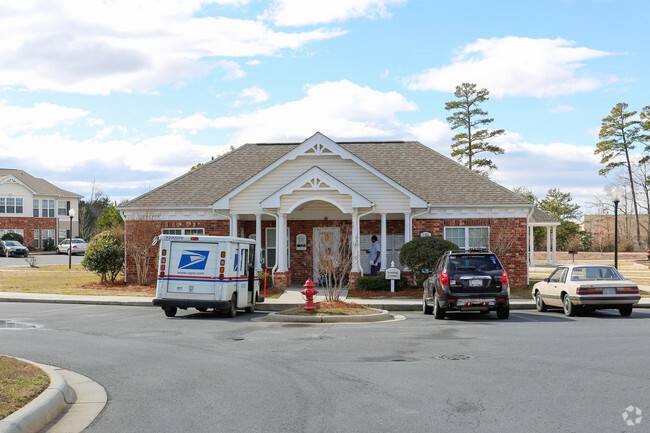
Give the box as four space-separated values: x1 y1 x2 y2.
532 264 640 317
56 238 88 255
423 249 510 320
0 240 29 257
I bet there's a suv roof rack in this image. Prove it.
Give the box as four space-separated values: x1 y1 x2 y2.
449 248 492 254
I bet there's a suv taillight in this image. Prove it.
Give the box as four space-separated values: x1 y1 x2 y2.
502 271 508 285
440 272 449 285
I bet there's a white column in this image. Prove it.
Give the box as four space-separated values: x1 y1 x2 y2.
529 225 535 267
230 214 238 237
351 210 361 273
277 213 287 272
255 213 262 272
546 226 551 264
380 213 387 271
552 226 557 265
404 211 412 243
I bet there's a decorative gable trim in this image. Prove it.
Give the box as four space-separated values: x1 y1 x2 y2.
213 132 427 210
0 175 36 193
261 166 373 209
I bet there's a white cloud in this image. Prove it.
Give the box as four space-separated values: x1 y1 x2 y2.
234 86 270 106
263 0 406 26
167 79 418 143
0 0 345 94
403 37 616 98
0 101 89 135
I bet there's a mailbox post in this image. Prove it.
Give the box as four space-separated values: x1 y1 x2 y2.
385 261 401 293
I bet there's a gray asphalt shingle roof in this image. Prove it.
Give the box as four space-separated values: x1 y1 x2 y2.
0 169 82 198
121 140 531 209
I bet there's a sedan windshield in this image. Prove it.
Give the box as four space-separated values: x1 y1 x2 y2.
571 266 622 281
5 241 19 246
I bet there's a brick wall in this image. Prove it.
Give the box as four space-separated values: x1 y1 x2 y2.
126 216 529 290
413 217 529 290
0 217 57 249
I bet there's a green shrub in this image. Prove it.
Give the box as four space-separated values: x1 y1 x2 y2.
357 276 408 291
43 238 55 251
1 232 25 244
82 229 124 284
399 236 458 274
415 274 427 288
258 271 273 289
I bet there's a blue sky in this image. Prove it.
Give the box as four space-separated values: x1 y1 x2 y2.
1 0 649 213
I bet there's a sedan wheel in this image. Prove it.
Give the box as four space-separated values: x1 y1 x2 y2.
535 291 547 312
563 294 576 317
619 305 633 317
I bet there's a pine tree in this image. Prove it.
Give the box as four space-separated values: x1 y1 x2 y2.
445 83 505 175
595 102 641 244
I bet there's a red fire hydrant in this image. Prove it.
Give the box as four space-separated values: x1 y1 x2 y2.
301 278 318 311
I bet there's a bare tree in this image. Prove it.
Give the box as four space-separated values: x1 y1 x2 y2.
124 212 161 286
313 222 352 302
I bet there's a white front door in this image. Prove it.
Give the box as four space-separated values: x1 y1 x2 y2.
313 227 340 283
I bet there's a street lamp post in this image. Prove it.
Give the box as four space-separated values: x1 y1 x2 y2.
68 208 76 269
611 188 622 269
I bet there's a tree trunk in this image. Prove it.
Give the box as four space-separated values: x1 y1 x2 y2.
624 149 641 245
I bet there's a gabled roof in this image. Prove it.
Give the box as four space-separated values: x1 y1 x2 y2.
0 169 82 198
120 135 531 209
529 207 561 226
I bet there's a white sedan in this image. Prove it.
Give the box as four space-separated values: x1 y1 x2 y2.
532 264 641 317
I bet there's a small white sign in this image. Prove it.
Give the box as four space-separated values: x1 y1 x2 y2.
296 233 307 250
385 267 401 280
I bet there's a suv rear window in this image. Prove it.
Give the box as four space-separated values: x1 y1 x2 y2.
447 254 501 272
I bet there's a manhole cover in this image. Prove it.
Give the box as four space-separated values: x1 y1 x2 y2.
433 354 472 361
0 319 36 329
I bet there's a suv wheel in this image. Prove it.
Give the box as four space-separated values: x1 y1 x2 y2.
433 292 445 320
423 290 433 315
496 305 510 320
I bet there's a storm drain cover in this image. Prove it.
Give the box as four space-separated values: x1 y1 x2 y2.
0 319 36 329
433 354 472 361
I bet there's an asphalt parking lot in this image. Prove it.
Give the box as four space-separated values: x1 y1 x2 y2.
1 303 649 432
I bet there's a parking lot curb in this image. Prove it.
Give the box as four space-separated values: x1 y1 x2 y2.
0 359 74 433
260 309 392 323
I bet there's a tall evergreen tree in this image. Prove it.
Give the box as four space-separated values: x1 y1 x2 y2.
594 102 642 244
444 83 505 174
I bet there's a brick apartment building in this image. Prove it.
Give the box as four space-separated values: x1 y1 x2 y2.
0 169 82 249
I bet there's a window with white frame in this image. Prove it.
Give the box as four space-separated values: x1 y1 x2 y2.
58 201 70 216
444 226 489 250
0 229 24 238
34 229 40 249
41 200 55 218
161 228 205 235
33 199 39 217
265 227 290 268
42 229 55 246
0 197 23 214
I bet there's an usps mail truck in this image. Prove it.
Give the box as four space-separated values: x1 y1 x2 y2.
152 235 260 318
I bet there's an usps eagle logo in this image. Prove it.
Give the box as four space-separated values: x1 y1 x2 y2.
178 250 209 270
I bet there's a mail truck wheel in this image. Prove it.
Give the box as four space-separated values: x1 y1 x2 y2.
619 305 633 317
163 306 177 317
535 291 547 312
244 297 255 314
227 294 237 318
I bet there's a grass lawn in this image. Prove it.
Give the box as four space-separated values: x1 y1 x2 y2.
0 265 154 296
0 356 49 420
